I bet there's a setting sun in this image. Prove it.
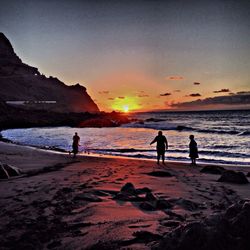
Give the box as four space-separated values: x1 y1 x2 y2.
111 96 140 112
123 105 129 113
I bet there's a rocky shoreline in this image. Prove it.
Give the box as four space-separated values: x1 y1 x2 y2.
0 100 130 130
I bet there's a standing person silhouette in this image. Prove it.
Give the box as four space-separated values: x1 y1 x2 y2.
189 135 198 165
72 132 80 158
150 131 168 164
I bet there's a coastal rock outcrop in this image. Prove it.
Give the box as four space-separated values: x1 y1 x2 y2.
0 163 21 179
147 171 173 177
153 201 250 250
218 170 249 184
0 32 99 113
200 165 225 175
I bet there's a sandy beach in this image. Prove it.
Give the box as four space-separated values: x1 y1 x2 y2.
1 141 250 250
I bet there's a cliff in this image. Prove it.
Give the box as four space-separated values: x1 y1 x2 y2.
0 33 99 113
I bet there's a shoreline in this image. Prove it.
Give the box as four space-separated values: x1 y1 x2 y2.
1 132 249 168
0 140 250 181
1 138 250 249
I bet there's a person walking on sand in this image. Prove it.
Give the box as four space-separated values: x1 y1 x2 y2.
189 134 198 165
150 131 168 165
72 132 80 158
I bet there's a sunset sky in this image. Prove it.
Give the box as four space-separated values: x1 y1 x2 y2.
1 0 250 112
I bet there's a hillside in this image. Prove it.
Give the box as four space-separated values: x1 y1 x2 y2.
0 32 99 113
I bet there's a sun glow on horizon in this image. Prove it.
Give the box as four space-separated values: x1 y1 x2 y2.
111 96 140 112
123 105 129 113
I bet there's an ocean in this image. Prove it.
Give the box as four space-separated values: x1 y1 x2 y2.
2 109 250 166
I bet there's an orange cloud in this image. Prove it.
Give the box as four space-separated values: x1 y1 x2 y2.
166 76 184 80
98 91 110 94
213 89 230 93
186 93 201 97
160 93 171 96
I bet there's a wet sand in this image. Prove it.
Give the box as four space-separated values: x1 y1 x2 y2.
0 141 250 249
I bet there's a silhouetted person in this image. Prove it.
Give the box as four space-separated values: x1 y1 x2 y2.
189 134 198 165
150 131 168 164
72 132 80 157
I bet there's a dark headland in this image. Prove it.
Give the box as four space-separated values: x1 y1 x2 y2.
0 32 129 130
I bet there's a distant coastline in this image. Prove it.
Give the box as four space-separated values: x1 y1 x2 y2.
134 108 250 114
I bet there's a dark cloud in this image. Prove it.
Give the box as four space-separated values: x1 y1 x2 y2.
160 93 171 96
187 93 201 97
108 97 114 100
193 82 201 85
213 88 230 93
137 94 149 97
98 91 109 94
171 93 250 108
166 76 184 80
118 96 125 99
228 91 250 96
174 90 181 92
237 91 250 95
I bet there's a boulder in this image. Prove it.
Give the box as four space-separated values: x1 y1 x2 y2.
153 201 250 250
139 201 157 211
230 202 250 238
120 182 137 194
0 163 21 179
161 220 180 227
218 170 249 184
225 203 242 219
147 171 173 177
114 192 144 202
113 183 144 201
156 199 172 210
200 165 225 175
0 165 9 179
140 194 172 211
3 164 21 176
178 222 207 249
171 198 200 211
145 192 157 201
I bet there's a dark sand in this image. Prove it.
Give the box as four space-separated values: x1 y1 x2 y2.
0 141 250 249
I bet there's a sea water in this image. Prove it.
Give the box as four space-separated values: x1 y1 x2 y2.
2 109 250 165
